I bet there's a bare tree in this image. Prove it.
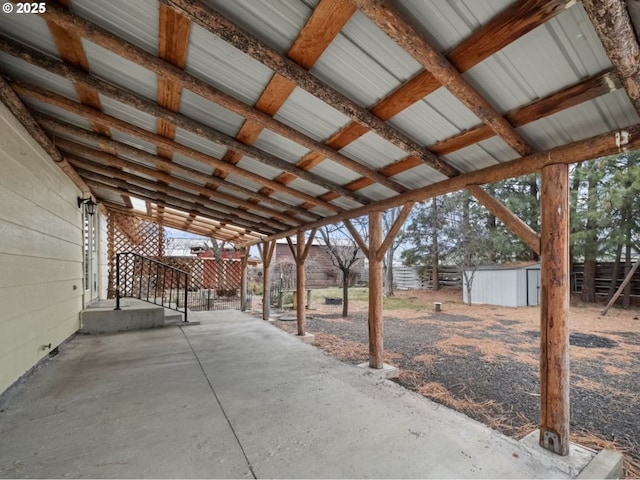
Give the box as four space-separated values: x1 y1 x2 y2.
318 221 366 317
382 206 410 296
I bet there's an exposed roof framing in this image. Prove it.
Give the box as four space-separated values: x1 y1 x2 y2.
0 0 639 244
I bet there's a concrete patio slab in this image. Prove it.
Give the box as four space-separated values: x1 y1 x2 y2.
0 310 608 478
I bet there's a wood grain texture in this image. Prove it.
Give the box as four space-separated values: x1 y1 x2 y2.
539 163 570 456
368 210 383 369
288 0 356 69
240 123 640 247
467 185 540 254
44 119 317 221
583 0 640 113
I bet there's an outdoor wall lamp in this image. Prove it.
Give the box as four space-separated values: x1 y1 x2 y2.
77 195 96 216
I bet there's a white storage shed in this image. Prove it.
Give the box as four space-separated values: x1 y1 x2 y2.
463 263 541 307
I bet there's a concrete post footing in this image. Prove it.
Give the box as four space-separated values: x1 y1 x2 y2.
357 362 399 379
294 333 315 344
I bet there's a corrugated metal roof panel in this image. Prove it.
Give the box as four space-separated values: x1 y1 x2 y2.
389 86 481 146
110 130 158 155
329 197 363 210
340 131 407 169
309 160 361 184
179 90 244 137
443 143 503 173
464 4 613 113
270 191 304 206
476 137 520 164
391 164 447 189
236 157 282 180
173 127 228 159
204 0 315 54
253 129 310 163
0 54 78 101
357 183 397 202
338 10 422 83
99 95 157 133
93 186 125 205
274 87 351 142
392 0 514 53
224 173 263 193
82 40 158 101
116 152 156 170
519 90 640 151
123 168 157 183
0 11 59 58
287 177 329 198
171 151 214 176
311 24 403 108
171 170 207 187
69 0 159 55
23 97 92 130
185 23 273 106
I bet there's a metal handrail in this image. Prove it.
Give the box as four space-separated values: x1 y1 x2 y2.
114 252 189 322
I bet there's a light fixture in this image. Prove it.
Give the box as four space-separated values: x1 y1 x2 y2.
77 195 97 216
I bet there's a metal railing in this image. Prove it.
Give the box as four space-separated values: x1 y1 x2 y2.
114 252 189 322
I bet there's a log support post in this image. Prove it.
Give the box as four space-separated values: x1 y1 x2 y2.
240 247 249 311
539 163 570 456
286 229 317 336
368 209 384 368
258 241 275 321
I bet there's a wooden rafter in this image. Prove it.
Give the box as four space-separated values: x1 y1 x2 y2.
104 202 261 242
160 0 456 177
54 138 300 228
239 123 640 246
40 121 317 221
79 169 277 235
40 4 407 192
329 0 568 150
13 82 364 208
67 154 291 231
0 76 88 191
582 0 640 114
351 0 533 157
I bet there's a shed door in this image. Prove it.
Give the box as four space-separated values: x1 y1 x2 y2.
527 269 540 306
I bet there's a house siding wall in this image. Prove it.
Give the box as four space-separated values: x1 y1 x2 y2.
0 102 83 394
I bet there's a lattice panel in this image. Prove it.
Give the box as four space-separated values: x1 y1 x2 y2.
163 256 244 311
107 211 165 298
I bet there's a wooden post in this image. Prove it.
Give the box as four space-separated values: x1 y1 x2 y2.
259 241 275 321
368 210 384 368
240 247 249 311
296 230 306 336
539 163 570 456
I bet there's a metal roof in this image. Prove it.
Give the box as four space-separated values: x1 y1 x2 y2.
1 0 639 245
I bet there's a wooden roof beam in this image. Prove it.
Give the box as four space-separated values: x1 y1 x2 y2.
159 0 456 177
238 123 640 247
82 173 272 238
11 81 363 208
73 162 280 235
105 203 253 242
351 0 534 157
583 0 640 114
431 70 623 156
65 151 293 231
53 139 300 227
37 119 316 222
467 185 540 255
329 0 569 149
40 4 408 192
0 76 89 192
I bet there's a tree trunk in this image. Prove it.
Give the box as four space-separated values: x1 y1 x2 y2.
607 243 623 301
385 246 395 297
528 175 540 261
581 165 598 303
432 198 440 291
569 163 582 294
342 269 349 317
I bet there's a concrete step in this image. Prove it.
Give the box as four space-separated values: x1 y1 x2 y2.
163 309 184 326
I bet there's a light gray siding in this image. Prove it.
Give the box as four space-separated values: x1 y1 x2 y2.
0 101 83 394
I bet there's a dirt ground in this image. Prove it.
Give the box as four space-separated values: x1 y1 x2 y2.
269 289 640 478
